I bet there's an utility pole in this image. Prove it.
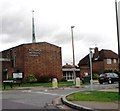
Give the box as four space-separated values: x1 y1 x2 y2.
71 26 76 84
32 10 36 43
71 26 75 66
115 0 120 95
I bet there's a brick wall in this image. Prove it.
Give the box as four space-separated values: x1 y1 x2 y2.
80 65 90 78
2 42 62 82
92 61 104 74
103 59 119 71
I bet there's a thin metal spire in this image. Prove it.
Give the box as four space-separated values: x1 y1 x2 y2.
32 10 36 43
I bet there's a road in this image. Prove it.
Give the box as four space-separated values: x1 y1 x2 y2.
1 82 118 110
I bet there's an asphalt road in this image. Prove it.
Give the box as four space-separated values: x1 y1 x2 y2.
1 82 118 110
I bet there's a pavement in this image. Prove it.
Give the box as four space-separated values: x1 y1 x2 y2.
61 88 120 111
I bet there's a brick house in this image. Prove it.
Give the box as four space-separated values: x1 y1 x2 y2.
78 47 119 76
1 42 62 82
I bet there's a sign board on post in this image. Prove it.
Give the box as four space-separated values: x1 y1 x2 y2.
13 73 23 79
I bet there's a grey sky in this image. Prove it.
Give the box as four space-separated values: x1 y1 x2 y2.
1 0 120 65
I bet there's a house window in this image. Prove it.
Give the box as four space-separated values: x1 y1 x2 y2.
107 59 112 64
113 59 117 63
63 71 74 81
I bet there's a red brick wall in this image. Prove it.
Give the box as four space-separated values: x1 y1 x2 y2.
92 59 119 74
15 45 24 72
80 66 90 78
80 59 119 75
23 43 62 81
2 42 62 82
103 59 119 71
92 61 104 74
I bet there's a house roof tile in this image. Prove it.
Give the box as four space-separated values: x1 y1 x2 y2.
78 49 118 66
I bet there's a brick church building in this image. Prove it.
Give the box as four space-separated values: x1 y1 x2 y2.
1 42 62 82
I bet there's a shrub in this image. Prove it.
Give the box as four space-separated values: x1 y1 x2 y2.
93 74 99 80
7 77 16 81
37 75 50 83
26 74 37 83
104 70 113 73
60 77 67 82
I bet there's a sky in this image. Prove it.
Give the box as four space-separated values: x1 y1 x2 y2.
1 0 120 65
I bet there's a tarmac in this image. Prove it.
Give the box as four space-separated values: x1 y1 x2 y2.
3 81 120 111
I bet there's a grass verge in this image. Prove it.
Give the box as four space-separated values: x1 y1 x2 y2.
66 90 120 102
2 81 74 90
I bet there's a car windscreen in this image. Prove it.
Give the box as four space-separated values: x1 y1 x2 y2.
99 74 105 77
113 73 118 77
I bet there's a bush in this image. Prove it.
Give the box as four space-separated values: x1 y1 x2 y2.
37 75 50 83
60 77 67 82
7 77 16 81
93 74 99 80
26 74 37 83
104 70 113 73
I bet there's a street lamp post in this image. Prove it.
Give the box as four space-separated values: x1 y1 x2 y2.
71 26 76 84
89 48 94 90
115 0 120 95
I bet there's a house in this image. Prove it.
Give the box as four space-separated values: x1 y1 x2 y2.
1 42 62 82
62 63 80 81
78 47 119 76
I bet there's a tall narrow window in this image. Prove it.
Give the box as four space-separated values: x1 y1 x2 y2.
113 59 117 63
107 59 112 64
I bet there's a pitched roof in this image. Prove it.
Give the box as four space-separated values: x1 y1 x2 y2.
78 54 90 66
62 63 79 69
78 49 118 66
98 49 118 59
1 42 60 52
63 64 74 68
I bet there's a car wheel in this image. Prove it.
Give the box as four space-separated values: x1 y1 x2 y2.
108 80 112 84
99 81 103 84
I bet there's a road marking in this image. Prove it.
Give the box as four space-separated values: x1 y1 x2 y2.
22 90 31 92
21 89 65 96
32 91 64 96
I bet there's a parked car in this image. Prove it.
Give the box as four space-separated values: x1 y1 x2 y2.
98 73 119 84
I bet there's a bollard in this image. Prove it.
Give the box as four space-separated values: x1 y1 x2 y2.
52 78 58 89
75 77 80 88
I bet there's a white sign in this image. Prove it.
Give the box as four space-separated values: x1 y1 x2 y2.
28 49 41 56
13 73 23 79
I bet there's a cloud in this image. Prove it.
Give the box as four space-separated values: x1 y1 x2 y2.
1 0 62 45
53 32 71 45
1 7 31 42
0 0 119 64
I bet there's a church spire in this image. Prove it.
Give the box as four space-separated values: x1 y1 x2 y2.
32 10 36 43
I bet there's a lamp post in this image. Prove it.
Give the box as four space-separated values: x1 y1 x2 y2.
89 48 94 90
71 26 76 84
115 0 120 95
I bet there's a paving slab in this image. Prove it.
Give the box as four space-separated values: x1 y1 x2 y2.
72 101 119 110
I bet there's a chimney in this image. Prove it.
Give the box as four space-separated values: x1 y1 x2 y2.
94 47 98 53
